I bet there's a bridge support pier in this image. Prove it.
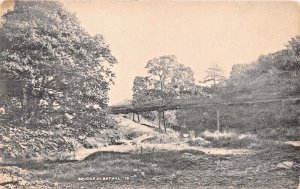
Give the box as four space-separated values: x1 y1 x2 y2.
132 113 140 123
217 109 220 132
137 113 140 123
158 111 162 132
158 110 166 133
162 111 166 133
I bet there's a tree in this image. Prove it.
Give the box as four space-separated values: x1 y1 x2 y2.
204 36 300 139
282 36 300 95
0 0 117 129
133 55 196 132
134 55 196 103
171 64 195 95
175 36 300 139
132 76 160 104
203 64 225 85
144 55 196 99
145 55 177 96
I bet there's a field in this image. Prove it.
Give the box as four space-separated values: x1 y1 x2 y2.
0 116 299 189
0 145 299 189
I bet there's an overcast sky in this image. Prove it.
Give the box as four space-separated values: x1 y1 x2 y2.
1 0 300 105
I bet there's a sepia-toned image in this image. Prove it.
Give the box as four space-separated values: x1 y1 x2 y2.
0 0 300 188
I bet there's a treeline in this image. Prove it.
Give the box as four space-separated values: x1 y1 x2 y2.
214 36 300 139
133 36 300 139
0 0 117 134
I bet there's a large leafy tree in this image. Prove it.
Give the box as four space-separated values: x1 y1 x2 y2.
145 55 178 95
132 55 196 132
0 0 117 129
146 55 195 99
171 63 195 94
132 76 160 104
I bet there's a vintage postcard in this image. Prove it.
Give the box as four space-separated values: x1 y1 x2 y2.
0 0 299 188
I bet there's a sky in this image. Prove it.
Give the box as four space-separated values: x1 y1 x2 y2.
1 0 300 105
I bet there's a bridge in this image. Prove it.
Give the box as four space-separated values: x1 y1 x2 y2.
107 94 300 132
108 95 300 114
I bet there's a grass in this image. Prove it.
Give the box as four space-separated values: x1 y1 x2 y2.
8 144 298 189
189 130 262 149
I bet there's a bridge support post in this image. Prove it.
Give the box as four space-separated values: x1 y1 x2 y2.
217 109 220 132
162 111 166 133
281 100 285 109
158 111 162 132
137 113 140 123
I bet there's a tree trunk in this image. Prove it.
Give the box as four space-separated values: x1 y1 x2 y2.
159 75 164 92
137 113 140 123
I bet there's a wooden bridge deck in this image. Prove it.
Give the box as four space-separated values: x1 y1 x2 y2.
107 95 300 114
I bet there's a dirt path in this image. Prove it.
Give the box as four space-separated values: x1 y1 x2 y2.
74 142 251 160
74 116 252 160
286 141 300 147
74 115 298 189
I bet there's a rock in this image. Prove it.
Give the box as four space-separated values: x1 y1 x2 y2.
110 138 125 145
182 152 194 157
92 104 101 110
0 173 14 184
19 179 28 186
0 107 5 114
192 137 210 145
39 99 49 106
54 124 63 129
82 140 95 149
244 167 256 174
176 171 182 176
1 136 10 143
64 113 74 120
276 161 294 169
151 164 158 168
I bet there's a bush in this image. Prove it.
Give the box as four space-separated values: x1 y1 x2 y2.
125 131 141 140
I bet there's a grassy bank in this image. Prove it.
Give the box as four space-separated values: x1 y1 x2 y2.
2 143 297 189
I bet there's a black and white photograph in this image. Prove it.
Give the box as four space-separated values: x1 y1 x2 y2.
0 0 299 188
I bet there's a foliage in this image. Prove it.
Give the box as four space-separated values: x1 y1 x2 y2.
132 55 196 106
0 0 117 130
193 131 261 149
0 122 74 159
179 36 300 140
145 55 177 93
132 76 161 104
202 64 226 85
132 55 199 132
